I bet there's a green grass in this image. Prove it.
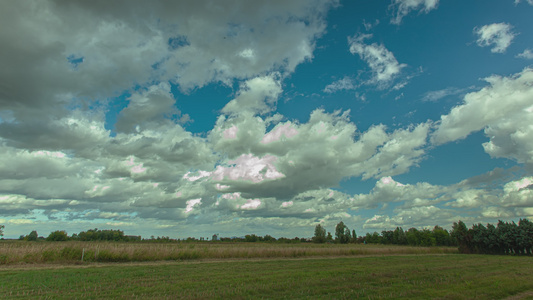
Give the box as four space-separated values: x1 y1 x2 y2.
1 254 532 299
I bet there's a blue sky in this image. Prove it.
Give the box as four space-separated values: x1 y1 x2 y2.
1 0 533 239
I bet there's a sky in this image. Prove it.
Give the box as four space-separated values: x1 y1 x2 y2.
1 0 533 239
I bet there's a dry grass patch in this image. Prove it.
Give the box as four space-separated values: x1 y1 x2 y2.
0 240 457 265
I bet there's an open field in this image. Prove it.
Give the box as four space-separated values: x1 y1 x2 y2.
1 254 533 299
0 241 457 264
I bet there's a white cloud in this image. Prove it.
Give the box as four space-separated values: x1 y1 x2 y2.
261 123 299 144
474 23 516 53
358 123 430 179
516 49 533 59
432 68 533 153
115 82 182 133
212 154 285 184
323 76 357 93
240 199 262 210
185 198 202 213
421 86 473 102
348 34 407 87
390 0 439 25
0 0 334 130
206 108 430 202
221 74 282 116
515 0 533 5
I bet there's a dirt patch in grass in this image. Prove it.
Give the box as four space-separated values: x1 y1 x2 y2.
504 291 533 300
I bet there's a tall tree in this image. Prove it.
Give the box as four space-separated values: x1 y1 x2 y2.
26 230 38 241
313 224 327 243
335 221 350 244
0 224 4 237
452 221 471 253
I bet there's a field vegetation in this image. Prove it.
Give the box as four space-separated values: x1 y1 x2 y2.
0 240 456 265
1 254 532 299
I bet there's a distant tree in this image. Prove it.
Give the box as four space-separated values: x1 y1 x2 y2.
76 228 126 241
351 229 357 243
518 219 533 255
381 230 394 244
313 224 327 243
433 226 452 246
406 228 420 246
263 235 276 242
0 224 4 237
26 230 38 241
46 230 69 241
335 221 350 244
418 229 436 247
365 232 382 244
326 232 333 242
451 221 472 253
244 234 258 242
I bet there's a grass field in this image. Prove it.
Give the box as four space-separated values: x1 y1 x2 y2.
1 254 533 299
0 241 457 264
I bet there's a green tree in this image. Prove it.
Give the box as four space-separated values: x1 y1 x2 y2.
406 228 420 246
313 224 327 243
351 229 357 243
326 231 333 242
419 229 436 247
451 221 472 253
433 226 451 246
365 232 382 244
46 230 69 241
26 230 38 241
518 219 533 255
0 224 4 237
381 230 394 244
244 234 258 242
335 221 350 244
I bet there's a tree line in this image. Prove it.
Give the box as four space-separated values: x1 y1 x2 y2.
312 222 454 246
451 219 533 255
18 229 142 242
14 228 310 243
3 218 532 255
313 219 533 255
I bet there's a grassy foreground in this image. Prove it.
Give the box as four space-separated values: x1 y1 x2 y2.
1 255 532 299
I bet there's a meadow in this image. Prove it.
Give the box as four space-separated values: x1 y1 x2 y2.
1 253 533 299
1 241 532 298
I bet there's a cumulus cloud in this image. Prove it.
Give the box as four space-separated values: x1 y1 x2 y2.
323 76 357 93
432 67 533 160
474 23 516 53
516 49 533 59
115 82 184 133
0 0 334 124
205 108 430 201
348 34 407 87
390 0 439 25
221 74 282 115
515 0 533 5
